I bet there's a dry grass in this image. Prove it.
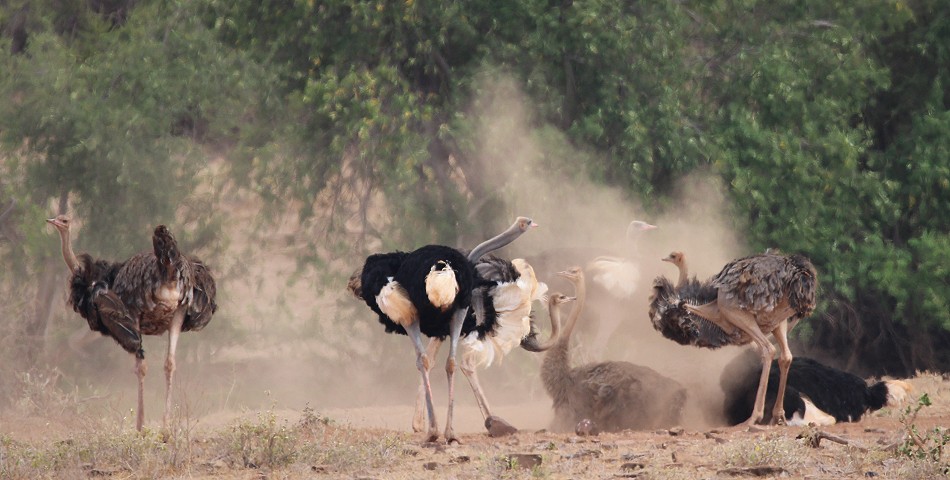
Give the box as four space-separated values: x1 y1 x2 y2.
2 373 950 479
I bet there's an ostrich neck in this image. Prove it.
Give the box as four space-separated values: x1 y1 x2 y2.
58 229 80 274
558 279 587 345
541 278 587 403
541 301 571 403
677 262 688 287
467 223 524 262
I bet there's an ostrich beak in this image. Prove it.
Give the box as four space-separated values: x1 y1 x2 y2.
661 256 673 263
564 296 576 302
46 217 64 228
641 223 658 230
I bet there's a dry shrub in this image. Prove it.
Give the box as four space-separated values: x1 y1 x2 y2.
715 434 808 471
293 406 411 473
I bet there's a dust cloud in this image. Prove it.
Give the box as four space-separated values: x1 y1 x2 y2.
13 76 758 437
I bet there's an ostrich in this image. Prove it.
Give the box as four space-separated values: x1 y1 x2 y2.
47 215 217 432
528 220 657 356
585 220 658 299
722 352 913 426
540 267 686 432
349 216 537 443
649 251 817 425
410 254 552 436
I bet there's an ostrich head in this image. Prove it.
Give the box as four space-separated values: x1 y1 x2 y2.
626 220 657 238
556 266 585 284
662 251 686 268
515 216 539 233
547 292 576 307
46 214 72 233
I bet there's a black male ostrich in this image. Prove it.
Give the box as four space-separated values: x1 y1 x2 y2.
649 251 817 425
48 215 217 432
541 267 686 433
411 254 551 437
722 352 913 426
349 217 537 443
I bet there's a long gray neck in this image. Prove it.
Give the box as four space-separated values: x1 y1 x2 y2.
467 222 523 262
558 278 586 345
58 228 80 274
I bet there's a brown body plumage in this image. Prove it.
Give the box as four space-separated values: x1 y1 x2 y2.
542 267 686 432
679 252 817 425
48 216 217 432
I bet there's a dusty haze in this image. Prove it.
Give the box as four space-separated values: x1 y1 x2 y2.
17 76 755 437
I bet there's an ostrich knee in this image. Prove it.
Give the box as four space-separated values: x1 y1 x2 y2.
416 352 431 372
445 356 456 376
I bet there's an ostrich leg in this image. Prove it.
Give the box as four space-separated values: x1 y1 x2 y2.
134 354 147 431
714 305 776 426
443 307 468 444
413 338 443 432
769 320 793 425
459 356 492 420
407 321 439 442
162 310 186 432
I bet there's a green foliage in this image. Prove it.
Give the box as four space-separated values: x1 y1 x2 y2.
898 393 950 467
0 0 262 259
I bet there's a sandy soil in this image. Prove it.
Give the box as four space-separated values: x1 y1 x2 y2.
2 371 948 479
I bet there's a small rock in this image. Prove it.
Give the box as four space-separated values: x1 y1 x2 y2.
451 455 470 464
422 462 440 471
621 462 645 471
486 415 518 437
864 472 878 477
503 453 543 470
310 465 327 473
668 426 685 436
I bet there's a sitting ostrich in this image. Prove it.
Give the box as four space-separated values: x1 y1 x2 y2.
721 352 913 426
540 267 686 433
411 253 552 436
649 251 817 425
47 215 217 432
349 217 537 443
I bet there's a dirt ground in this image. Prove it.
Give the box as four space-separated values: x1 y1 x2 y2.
1 371 948 479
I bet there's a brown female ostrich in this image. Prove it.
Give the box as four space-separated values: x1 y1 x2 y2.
48 215 217 432
539 267 686 433
650 251 817 425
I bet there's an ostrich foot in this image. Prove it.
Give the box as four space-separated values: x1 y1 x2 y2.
424 431 439 443
485 416 518 437
769 414 787 426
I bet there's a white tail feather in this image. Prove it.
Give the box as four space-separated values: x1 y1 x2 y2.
460 260 543 368
788 397 836 426
377 279 417 328
425 264 458 311
587 256 640 298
